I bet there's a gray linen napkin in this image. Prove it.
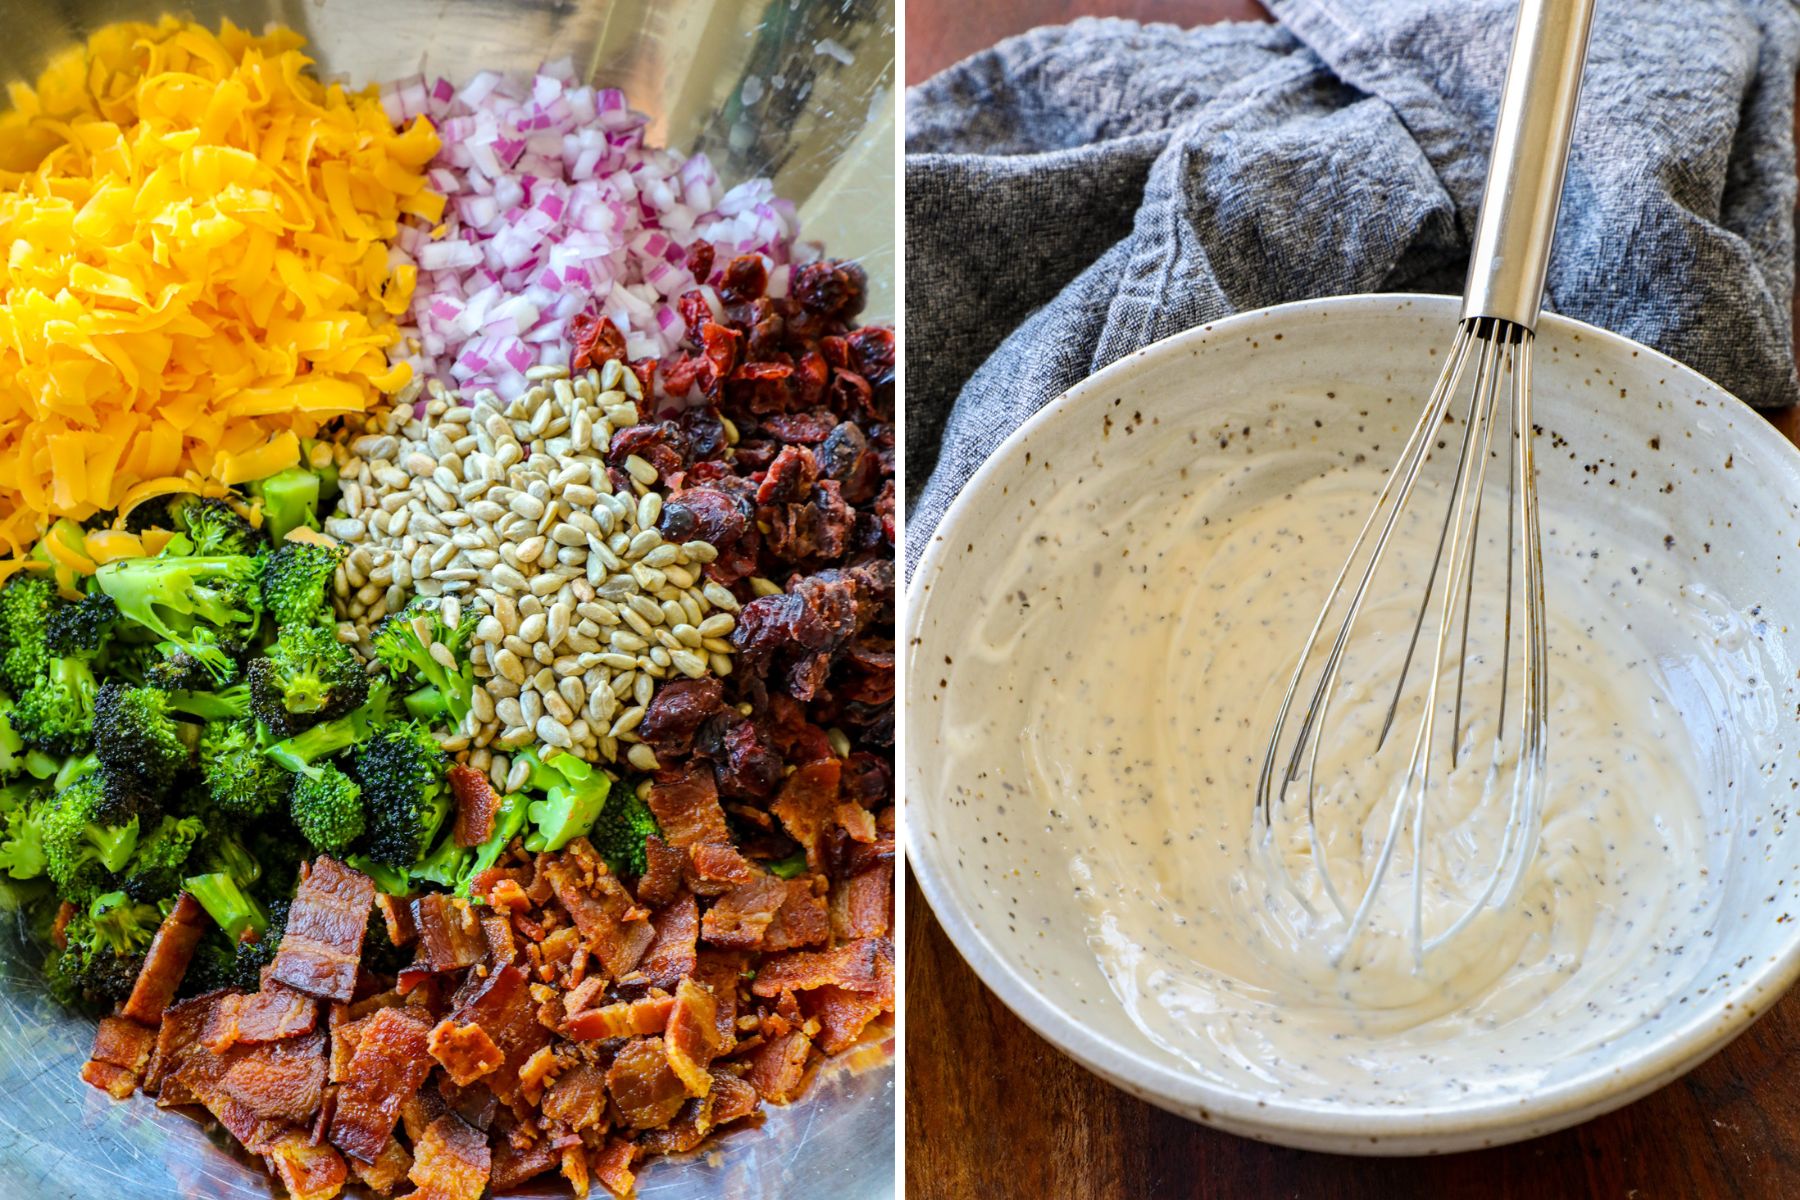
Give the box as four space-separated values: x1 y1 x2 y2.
905 2 1800 570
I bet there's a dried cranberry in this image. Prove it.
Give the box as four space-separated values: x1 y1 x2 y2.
720 254 769 305
608 422 687 479
846 327 895 388
678 289 716 341
761 410 838 445
757 445 821 506
570 311 628 372
791 260 868 322
674 406 728 463
686 240 716 284
700 322 742 388
640 678 726 756
817 421 868 481
659 486 748 548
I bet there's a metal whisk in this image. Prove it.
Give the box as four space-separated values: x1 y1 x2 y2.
1253 0 1595 963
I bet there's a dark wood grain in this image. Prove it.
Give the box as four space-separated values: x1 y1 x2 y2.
906 2 1800 1196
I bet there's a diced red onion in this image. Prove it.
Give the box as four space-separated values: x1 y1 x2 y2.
384 60 804 397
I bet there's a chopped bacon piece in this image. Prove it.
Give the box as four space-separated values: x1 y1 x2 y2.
646 762 731 848
446 963 550 1104
606 1037 689 1129
637 893 699 989
665 978 722 1095
481 912 516 965
448 764 498 847
763 877 831 952
567 993 674 1041
751 937 894 1007
540 841 654 979
429 1018 504 1086
770 758 842 868
82 1016 154 1099
701 876 787 949
375 893 416 947
491 1125 561 1191
50 899 74 949
746 1029 812 1104
710 1068 760 1126
685 841 755 896
542 1061 610 1130
636 836 686 907
562 1144 591 1199
264 1129 348 1200
807 985 888 1054
407 1113 491 1200
329 1014 369 1083
518 1044 562 1106
145 989 229 1099
329 1007 434 1162
122 892 207 1024
399 1087 450 1146
592 1138 636 1200
349 1136 414 1197
693 951 744 1053
832 860 894 940
412 894 487 972
271 856 377 1001
219 1029 327 1124
204 983 320 1052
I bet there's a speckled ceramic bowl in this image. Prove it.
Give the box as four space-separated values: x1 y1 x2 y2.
905 292 1800 1156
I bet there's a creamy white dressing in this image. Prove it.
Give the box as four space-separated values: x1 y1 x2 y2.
948 444 1771 1106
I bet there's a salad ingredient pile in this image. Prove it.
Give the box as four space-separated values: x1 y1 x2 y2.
0 17 893 1200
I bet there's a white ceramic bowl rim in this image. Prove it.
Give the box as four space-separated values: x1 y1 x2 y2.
905 291 1800 1145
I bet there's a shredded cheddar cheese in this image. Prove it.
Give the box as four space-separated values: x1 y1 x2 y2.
0 17 439 555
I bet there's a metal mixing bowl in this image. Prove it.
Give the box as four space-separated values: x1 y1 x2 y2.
0 2 894 1196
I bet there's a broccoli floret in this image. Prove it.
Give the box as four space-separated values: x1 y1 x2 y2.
262 680 394 777
96 555 263 685
0 791 51 880
169 496 261 557
179 899 288 996
0 694 26 776
142 645 215 691
260 540 343 629
92 682 189 794
410 831 473 891
767 851 809 880
184 870 267 945
289 763 365 853
41 775 140 904
0 574 56 693
403 686 449 723
46 592 117 659
347 854 413 896
11 658 97 757
247 624 369 736
590 786 659 878
353 721 450 868
88 889 164 957
518 749 612 854
165 684 252 721
368 597 477 730
252 469 324 544
198 720 287 817
119 814 205 902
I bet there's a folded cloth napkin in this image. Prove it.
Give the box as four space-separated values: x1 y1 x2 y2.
906 1 1800 569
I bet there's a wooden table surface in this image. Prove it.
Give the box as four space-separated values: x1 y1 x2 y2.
905 3 1800 1198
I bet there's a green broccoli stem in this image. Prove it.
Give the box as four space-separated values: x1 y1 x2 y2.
459 794 531 900
768 851 810 880
264 681 391 776
184 872 267 944
166 684 251 720
253 468 323 542
411 831 473 890
346 854 412 896
403 686 448 722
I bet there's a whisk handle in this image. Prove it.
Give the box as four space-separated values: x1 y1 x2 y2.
1460 0 1596 330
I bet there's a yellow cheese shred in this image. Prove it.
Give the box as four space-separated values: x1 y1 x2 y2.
0 17 440 557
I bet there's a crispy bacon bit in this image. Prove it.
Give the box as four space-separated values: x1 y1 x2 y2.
481 912 517 965
376 893 417 947
349 1137 414 1197
562 1144 591 1199
542 1062 610 1130
771 758 842 868
701 876 787 949
407 1113 491 1200
50 899 74 950
746 1030 812 1104
428 1018 504 1086
122 892 207 1024
606 1036 690 1129
412 894 487 972
665 978 722 1095
271 856 377 1001
636 836 686 908
592 1138 636 1199
685 842 756 897
446 964 550 1104
329 1007 434 1162
808 985 888 1055
764 877 831 952
517 1043 562 1105
540 840 654 978
204 983 320 1052
491 1126 561 1191
637 893 699 989
219 1029 327 1124
146 990 224 1098
752 936 895 1004
82 1016 155 1099
646 761 731 848
567 993 674 1041
264 1129 348 1200
448 764 498 847
833 860 894 940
